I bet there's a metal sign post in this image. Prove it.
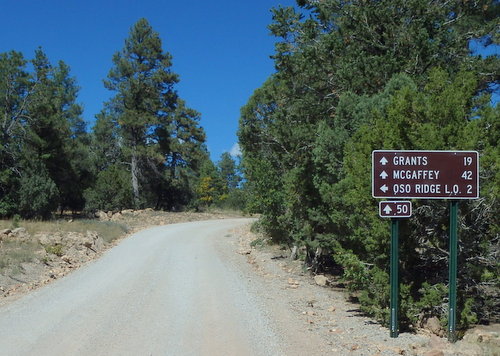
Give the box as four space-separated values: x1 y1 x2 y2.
379 201 409 338
448 201 458 342
390 218 399 338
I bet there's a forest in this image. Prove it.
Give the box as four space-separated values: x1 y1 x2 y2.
1 0 499 335
238 0 499 332
0 19 243 219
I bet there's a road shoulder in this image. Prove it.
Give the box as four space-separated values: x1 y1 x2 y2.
222 223 497 356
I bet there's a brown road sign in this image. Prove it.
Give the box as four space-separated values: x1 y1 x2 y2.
372 150 479 199
379 201 412 218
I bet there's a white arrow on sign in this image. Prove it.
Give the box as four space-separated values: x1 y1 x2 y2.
380 171 388 179
380 157 388 165
380 184 389 193
383 205 392 214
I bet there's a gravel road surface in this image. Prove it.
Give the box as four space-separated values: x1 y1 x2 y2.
0 219 281 356
1 218 492 356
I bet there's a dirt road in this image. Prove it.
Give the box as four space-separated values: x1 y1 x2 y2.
0 219 284 356
1 218 494 356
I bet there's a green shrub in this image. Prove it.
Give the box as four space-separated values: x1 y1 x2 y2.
18 167 59 219
459 298 478 329
359 268 390 324
11 214 21 229
333 249 370 292
250 238 265 248
84 164 133 212
44 244 64 257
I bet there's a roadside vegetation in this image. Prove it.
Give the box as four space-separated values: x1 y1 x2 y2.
0 240 40 275
0 219 128 242
0 18 246 221
238 0 499 334
0 218 128 275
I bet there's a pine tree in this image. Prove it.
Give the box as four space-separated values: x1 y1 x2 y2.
89 103 122 173
0 51 32 216
195 155 225 208
26 49 88 214
104 18 179 208
1 49 87 217
217 152 240 191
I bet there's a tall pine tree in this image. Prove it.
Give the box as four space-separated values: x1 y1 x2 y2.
104 18 179 208
100 18 206 210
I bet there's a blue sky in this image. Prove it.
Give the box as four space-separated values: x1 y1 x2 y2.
1 1 497 162
0 0 296 160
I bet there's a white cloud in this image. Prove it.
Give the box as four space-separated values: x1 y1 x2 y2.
229 143 242 157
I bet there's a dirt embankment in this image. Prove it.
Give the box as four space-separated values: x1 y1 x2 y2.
230 224 500 356
0 210 243 305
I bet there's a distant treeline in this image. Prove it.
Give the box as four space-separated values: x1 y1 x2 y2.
238 1 499 331
0 19 243 219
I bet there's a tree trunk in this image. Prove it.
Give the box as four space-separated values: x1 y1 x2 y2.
131 148 140 208
311 247 323 273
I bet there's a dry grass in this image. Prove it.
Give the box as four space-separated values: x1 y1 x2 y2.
0 218 129 276
0 219 129 244
0 240 40 275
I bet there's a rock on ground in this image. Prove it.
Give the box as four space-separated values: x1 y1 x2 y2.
314 274 328 287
